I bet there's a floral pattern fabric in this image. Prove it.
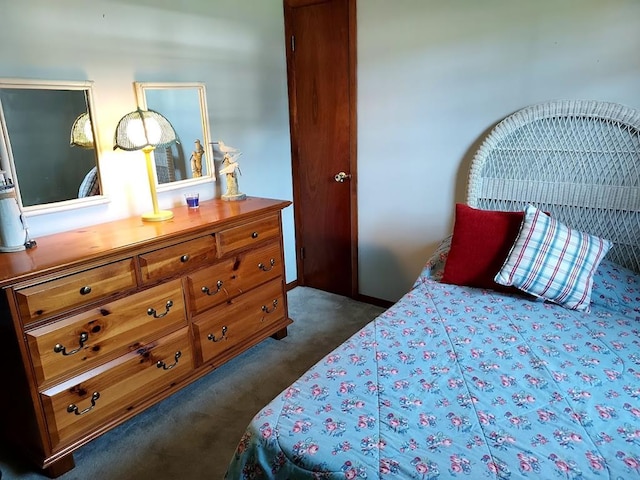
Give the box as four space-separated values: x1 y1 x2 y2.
226 251 640 479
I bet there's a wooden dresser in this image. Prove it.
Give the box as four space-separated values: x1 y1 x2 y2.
0 197 292 477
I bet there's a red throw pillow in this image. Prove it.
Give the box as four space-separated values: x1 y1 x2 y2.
442 204 524 292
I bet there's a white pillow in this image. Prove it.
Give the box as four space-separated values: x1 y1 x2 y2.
495 205 612 311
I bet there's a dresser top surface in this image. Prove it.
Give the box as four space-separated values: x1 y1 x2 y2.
0 197 291 287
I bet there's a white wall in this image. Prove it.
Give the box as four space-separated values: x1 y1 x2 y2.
358 0 640 301
0 0 296 282
2 1 640 302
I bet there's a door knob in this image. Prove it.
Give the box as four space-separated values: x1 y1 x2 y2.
334 171 351 183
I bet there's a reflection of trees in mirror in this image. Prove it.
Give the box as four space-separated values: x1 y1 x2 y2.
0 85 100 208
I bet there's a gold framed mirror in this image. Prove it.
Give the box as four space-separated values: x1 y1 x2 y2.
0 78 106 214
134 82 214 191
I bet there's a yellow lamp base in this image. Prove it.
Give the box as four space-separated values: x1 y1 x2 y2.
142 210 174 222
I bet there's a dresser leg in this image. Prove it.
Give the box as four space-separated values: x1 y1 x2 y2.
43 454 75 478
271 326 288 340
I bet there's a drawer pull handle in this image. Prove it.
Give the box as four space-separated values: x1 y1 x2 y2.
147 300 174 318
180 254 190 263
251 231 259 239
261 299 278 314
79 286 92 295
207 326 228 342
54 332 89 356
257 259 276 272
157 351 182 370
67 392 100 416
201 280 224 296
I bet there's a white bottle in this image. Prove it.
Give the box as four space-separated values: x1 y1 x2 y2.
0 185 28 252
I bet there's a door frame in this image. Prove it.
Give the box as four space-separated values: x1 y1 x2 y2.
283 0 359 297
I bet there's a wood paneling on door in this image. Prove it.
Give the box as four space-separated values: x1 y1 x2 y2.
284 0 357 297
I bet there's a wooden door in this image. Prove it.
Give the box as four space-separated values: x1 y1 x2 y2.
284 0 357 297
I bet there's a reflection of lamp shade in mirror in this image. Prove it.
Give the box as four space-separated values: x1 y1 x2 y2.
70 112 94 148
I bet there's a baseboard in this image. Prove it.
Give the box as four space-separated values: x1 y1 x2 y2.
354 293 393 309
287 281 392 309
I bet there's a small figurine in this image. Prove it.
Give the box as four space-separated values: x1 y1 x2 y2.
190 139 205 177
217 141 246 201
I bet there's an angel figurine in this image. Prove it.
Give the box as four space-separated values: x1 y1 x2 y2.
217 141 246 201
190 139 205 177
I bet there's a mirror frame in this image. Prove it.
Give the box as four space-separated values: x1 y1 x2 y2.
0 78 108 216
134 82 215 192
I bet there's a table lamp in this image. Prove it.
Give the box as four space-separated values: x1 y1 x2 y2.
113 108 178 221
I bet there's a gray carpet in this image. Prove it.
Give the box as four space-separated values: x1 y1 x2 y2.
0 287 385 480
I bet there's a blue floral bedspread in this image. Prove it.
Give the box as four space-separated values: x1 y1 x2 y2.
226 250 640 479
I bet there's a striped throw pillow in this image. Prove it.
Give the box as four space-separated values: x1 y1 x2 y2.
494 205 612 311
78 166 100 198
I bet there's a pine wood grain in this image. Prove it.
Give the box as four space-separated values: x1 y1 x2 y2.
0 196 292 477
0 197 290 287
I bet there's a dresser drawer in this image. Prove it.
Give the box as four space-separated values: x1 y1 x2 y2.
26 279 187 387
41 326 193 449
193 279 284 365
15 259 136 325
139 235 216 284
217 214 280 256
186 241 283 315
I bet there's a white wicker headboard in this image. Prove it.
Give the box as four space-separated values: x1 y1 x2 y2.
467 100 640 273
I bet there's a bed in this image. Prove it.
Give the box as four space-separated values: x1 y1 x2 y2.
225 100 640 479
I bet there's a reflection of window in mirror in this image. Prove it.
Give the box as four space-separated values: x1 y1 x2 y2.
134 82 213 190
0 79 105 213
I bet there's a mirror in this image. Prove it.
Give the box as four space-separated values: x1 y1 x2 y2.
134 82 214 190
0 79 105 214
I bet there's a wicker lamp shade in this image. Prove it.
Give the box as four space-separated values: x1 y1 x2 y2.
70 112 94 148
113 108 178 151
